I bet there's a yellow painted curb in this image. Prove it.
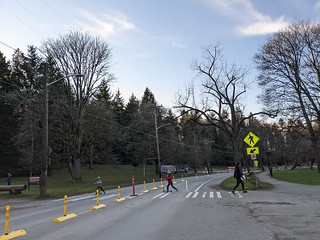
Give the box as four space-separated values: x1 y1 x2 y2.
113 198 125 203
90 204 106 210
52 213 77 223
0 229 26 240
150 187 158 190
142 190 149 193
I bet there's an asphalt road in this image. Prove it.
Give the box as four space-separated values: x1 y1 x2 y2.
1 171 319 240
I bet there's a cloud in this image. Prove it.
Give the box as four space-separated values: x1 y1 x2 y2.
171 42 186 48
236 16 289 36
77 9 135 38
203 0 290 36
315 0 320 12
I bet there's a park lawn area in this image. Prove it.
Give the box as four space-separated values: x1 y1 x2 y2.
0 164 168 199
219 172 273 191
273 168 320 185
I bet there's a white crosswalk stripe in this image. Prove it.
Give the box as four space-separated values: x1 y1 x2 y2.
152 191 230 199
184 191 222 199
192 192 199 198
185 192 193 198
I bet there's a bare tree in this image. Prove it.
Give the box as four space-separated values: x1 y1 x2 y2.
42 30 114 179
254 21 320 172
176 45 271 165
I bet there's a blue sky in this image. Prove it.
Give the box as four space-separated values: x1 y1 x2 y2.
1 0 319 114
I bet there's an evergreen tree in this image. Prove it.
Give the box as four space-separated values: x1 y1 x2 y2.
0 51 21 172
111 89 125 124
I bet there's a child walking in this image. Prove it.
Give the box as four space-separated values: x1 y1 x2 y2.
95 176 105 194
166 174 178 192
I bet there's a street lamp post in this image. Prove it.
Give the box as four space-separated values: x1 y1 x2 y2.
40 63 83 197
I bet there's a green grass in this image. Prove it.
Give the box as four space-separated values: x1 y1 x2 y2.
2 166 318 200
0 165 168 199
219 168 320 191
219 172 273 191
272 168 320 185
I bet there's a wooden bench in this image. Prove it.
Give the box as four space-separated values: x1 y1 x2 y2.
0 185 27 195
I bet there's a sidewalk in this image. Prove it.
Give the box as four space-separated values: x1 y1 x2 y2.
239 171 320 240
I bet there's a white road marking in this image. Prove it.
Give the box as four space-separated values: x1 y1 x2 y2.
185 192 193 198
217 192 222 198
153 193 165 199
160 192 171 198
210 192 214 198
192 192 199 198
96 194 118 200
202 192 207 198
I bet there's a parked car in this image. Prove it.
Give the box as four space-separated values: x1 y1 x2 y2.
176 166 189 174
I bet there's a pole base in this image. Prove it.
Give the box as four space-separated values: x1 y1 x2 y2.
0 230 26 240
90 204 106 210
113 198 125 202
52 213 77 223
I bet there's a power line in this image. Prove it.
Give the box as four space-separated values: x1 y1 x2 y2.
0 41 16 51
15 0 60 36
0 75 233 154
41 0 70 25
0 2 43 38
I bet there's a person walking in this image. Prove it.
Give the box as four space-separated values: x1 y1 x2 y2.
7 173 12 185
268 164 273 177
95 176 105 194
166 173 178 192
231 163 247 194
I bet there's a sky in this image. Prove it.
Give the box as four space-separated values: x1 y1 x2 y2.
1 0 320 114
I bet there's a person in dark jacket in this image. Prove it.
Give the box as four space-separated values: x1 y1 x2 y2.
7 173 12 185
166 174 178 192
231 163 247 194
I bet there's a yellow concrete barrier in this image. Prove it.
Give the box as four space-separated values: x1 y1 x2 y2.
52 195 77 222
150 179 158 190
113 186 125 202
90 190 106 210
0 206 26 239
142 181 149 193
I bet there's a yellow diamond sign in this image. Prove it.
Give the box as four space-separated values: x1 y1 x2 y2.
243 132 260 147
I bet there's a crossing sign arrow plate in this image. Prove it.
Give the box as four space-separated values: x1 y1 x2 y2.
244 132 260 147
247 147 260 155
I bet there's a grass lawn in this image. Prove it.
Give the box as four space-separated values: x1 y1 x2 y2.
219 168 320 191
272 168 320 185
219 172 273 191
0 164 192 200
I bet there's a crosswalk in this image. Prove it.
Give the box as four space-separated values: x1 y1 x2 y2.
54 190 242 203
152 191 236 199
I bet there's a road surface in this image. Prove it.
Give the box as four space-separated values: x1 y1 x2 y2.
1 171 319 239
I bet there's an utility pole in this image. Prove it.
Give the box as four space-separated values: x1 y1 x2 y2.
40 68 83 198
40 63 48 197
154 108 161 179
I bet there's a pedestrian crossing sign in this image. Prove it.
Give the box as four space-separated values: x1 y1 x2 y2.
243 132 260 147
246 147 260 155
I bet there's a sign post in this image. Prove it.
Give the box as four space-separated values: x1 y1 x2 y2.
243 131 260 188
